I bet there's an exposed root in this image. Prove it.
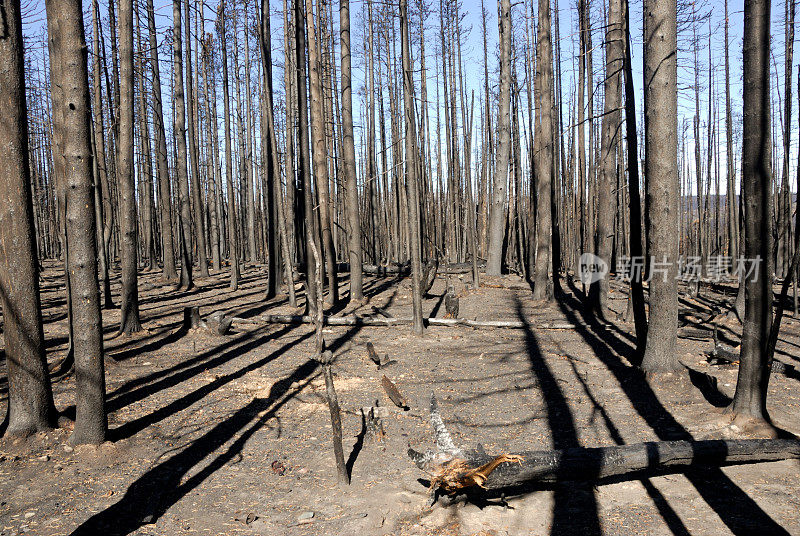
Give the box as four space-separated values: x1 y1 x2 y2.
429 454 524 495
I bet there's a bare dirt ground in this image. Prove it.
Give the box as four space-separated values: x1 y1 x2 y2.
1 262 799 536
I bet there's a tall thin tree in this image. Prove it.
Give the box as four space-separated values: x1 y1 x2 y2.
117 0 142 333
487 0 511 276
640 0 680 373
729 0 775 431
533 0 555 301
45 0 107 443
340 0 363 303
0 0 57 437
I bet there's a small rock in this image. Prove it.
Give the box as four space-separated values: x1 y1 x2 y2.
24 512 35 519
141 514 155 524
63 445 74 453
298 511 315 522
38 455 50 462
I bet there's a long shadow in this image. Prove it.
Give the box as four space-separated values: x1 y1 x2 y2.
556 287 791 535
564 356 691 536
110 327 313 440
106 325 298 415
513 297 602 536
70 359 320 536
72 323 365 535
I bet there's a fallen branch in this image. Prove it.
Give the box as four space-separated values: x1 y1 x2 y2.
232 314 576 330
409 393 800 498
381 375 409 410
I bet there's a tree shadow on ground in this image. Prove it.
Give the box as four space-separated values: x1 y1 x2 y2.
70 359 319 536
555 283 791 535
513 297 602 536
71 323 365 536
109 326 313 441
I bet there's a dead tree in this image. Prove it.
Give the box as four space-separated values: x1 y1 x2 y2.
91 0 114 309
147 0 178 282
340 0 364 303
723 0 738 264
729 0 775 429
640 0 680 373
401 0 424 335
45 0 107 444
590 0 623 317
173 0 194 290
259 0 294 304
486 0 511 276
533 0 555 301
0 0 57 437
294 0 320 315
305 0 338 306
185 0 209 278
116 0 141 333
409 394 800 501
218 0 241 291
620 0 647 352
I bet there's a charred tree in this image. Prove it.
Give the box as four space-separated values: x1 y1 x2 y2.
173 0 194 290
340 0 364 303
640 0 680 373
729 0 775 430
117 0 142 333
0 0 57 437
147 0 178 282
45 0 107 443
486 0 511 276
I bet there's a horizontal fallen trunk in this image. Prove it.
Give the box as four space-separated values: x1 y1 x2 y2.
231 314 576 330
410 438 800 491
409 394 800 499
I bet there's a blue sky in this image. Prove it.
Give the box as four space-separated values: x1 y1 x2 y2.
20 0 799 196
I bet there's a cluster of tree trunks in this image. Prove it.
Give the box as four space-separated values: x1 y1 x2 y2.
0 0 793 453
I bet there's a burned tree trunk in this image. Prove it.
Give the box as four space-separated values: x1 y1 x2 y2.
409 395 800 498
218 0 240 291
401 0 425 335
729 0 774 427
173 0 194 291
45 0 107 444
533 0 554 301
590 0 623 317
117 0 142 333
486 0 511 276
0 0 57 437
185 0 208 278
640 0 680 372
340 0 364 303
147 0 178 282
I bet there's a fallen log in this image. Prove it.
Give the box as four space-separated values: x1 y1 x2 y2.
409 393 800 497
231 314 576 330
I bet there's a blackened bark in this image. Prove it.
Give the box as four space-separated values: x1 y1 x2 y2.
185 0 208 278
117 0 142 334
590 0 623 317
218 0 240 290
401 0 424 335
147 0 178 281
533 0 554 301
340 0 363 303
730 0 774 423
0 0 56 437
640 0 680 372
487 0 511 276
45 0 107 444
173 0 194 290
